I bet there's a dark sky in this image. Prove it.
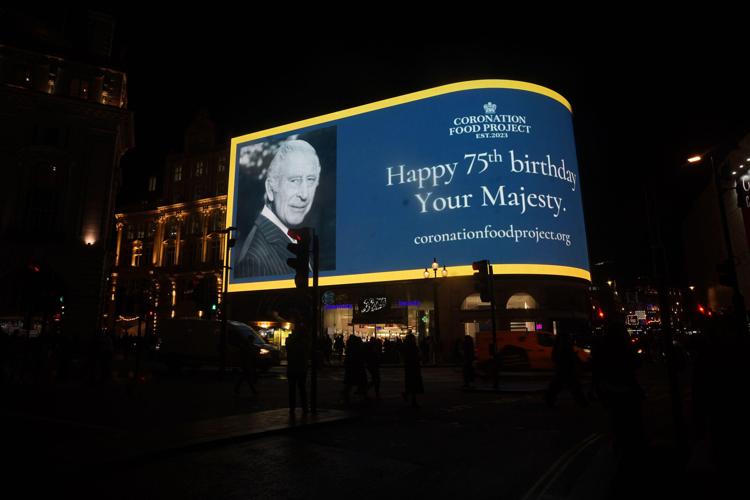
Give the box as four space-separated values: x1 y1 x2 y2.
114 14 750 285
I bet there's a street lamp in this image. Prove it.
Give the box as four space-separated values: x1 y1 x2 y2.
423 257 447 363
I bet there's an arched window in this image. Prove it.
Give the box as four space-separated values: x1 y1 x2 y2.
506 293 538 310
460 293 490 311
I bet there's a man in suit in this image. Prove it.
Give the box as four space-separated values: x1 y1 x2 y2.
236 140 321 277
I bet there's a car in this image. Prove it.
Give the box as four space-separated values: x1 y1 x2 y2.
156 318 280 372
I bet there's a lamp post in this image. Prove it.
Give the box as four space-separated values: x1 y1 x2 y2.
219 226 237 375
423 257 447 364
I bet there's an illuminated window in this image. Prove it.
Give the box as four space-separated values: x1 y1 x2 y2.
506 293 538 310
196 161 204 177
174 165 182 182
136 225 145 240
461 293 489 310
148 176 157 192
218 156 226 172
167 219 178 238
126 225 134 240
131 241 143 267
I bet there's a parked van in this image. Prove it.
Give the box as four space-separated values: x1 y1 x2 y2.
156 318 280 372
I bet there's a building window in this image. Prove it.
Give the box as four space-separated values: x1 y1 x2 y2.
208 237 222 264
136 224 145 240
131 241 143 267
126 225 134 240
165 244 176 267
506 293 538 310
148 176 157 192
196 161 204 177
167 219 178 238
174 165 182 182
210 211 224 232
218 157 226 172
460 293 490 311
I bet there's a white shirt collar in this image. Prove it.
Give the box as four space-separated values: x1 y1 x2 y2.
261 205 295 242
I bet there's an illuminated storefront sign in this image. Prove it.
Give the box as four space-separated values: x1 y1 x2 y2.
227 80 589 292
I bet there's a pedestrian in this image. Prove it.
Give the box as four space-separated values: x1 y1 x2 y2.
334 334 345 363
285 329 309 416
401 333 424 408
322 333 333 367
545 331 588 407
462 335 475 388
234 335 259 397
592 319 646 460
343 335 368 403
366 336 382 399
419 333 430 364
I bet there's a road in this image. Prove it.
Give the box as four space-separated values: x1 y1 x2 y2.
3 363 688 499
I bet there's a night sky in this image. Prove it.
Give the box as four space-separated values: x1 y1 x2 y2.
113 14 750 285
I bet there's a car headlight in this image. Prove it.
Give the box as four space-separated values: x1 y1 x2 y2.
260 348 270 355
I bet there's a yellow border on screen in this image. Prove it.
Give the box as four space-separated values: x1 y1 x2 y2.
225 80 586 293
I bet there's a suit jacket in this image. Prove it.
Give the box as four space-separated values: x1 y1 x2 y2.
236 213 293 278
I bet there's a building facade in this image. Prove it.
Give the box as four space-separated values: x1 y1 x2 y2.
0 11 133 339
110 113 230 334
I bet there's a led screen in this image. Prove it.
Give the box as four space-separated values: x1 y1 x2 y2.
227 80 589 291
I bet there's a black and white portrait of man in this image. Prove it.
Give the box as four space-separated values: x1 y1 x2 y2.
234 128 336 279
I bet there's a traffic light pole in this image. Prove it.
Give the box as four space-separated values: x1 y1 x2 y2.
489 264 498 390
220 226 237 378
310 232 319 413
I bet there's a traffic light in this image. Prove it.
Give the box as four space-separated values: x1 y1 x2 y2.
287 228 311 289
472 260 491 302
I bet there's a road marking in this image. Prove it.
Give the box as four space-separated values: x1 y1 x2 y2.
520 432 603 500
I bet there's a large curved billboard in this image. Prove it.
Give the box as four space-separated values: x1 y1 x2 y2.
227 80 589 292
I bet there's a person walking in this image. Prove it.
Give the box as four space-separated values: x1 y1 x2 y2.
234 335 259 397
285 329 309 416
402 333 424 408
343 335 368 403
333 334 345 364
366 336 382 399
592 319 646 459
545 331 588 407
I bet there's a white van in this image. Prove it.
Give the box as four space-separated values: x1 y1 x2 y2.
156 318 280 372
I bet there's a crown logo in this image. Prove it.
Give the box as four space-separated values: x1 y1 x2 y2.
483 102 497 114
